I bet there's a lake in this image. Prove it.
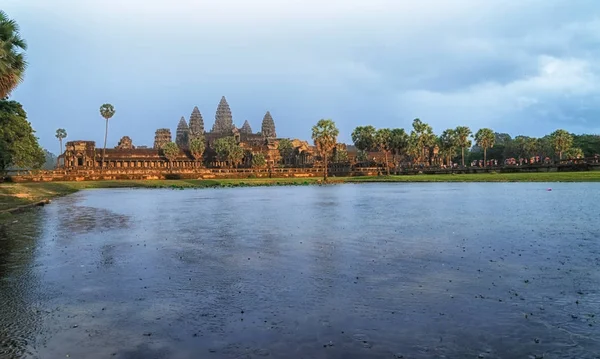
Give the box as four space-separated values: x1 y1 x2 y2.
1 183 599 359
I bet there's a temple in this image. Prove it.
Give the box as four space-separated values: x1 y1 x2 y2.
60 97 317 170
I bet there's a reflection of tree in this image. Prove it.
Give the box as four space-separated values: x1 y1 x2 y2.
57 205 130 236
0 212 44 357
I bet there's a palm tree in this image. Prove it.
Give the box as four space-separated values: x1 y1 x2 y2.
454 126 472 166
474 128 495 166
0 11 27 98
311 119 339 181
55 128 67 154
161 142 179 169
439 129 458 166
99 104 115 168
550 129 573 160
410 119 435 165
55 128 67 167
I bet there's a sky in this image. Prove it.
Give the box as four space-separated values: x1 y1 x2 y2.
4 0 600 152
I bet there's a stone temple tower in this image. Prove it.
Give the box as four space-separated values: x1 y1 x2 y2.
188 106 205 139
261 111 276 138
153 129 172 149
240 120 253 134
211 96 234 133
176 117 190 150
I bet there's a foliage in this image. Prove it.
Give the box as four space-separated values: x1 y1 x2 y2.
161 142 179 163
564 147 584 159
213 136 244 167
251 152 266 168
99 103 115 120
55 128 67 141
475 128 495 164
572 134 600 157
332 144 349 163
439 129 458 165
0 11 27 98
0 100 44 172
278 138 294 161
454 126 472 166
410 119 436 165
189 137 205 162
312 119 339 180
550 129 573 159
351 125 376 152
357 150 369 162
389 128 409 157
42 149 57 170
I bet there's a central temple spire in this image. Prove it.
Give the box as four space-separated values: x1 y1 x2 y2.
211 96 234 133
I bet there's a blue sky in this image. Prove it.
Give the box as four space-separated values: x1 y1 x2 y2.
4 0 600 153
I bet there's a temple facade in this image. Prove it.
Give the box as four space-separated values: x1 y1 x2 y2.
60 96 317 170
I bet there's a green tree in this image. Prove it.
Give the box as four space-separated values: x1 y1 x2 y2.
411 119 435 165
0 100 44 172
278 138 294 164
357 150 369 163
439 129 458 166
0 11 27 98
550 129 573 160
332 144 349 163
572 134 600 157
375 128 392 175
474 128 495 166
390 128 409 165
454 126 472 166
564 147 584 159
251 152 266 168
161 142 179 168
189 137 205 166
99 103 115 168
214 136 244 168
312 119 339 181
351 125 376 152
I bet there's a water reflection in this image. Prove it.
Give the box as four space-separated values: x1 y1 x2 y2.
0 183 599 358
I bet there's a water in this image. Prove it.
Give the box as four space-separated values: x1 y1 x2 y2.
1 183 599 359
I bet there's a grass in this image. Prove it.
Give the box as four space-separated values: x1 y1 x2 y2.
1 171 599 213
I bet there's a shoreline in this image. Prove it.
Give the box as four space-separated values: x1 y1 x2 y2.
1 172 600 215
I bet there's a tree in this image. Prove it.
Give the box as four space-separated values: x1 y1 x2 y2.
55 128 67 154
99 103 115 168
278 138 294 164
474 128 495 166
551 129 573 160
375 128 392 175
439 129 458 166
161 142 179 168
390 128 409 165
0 100 44 172
189 137 205 166
213 136 244 168
332 144 349 163
351 125 376 152
411 119 435 165
251 153 266 168
454 126 472 166
564 147 584 159
312 119 339 181
0 11 27 98
55 128 67 167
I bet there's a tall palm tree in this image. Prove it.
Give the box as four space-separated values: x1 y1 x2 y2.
454 126 472 166
474 128 495 166
55 128 67 167
312 119 339 181
0 10 27 98
99 104 115 168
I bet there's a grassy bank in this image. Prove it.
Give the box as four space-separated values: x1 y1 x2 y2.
1 171 599 213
